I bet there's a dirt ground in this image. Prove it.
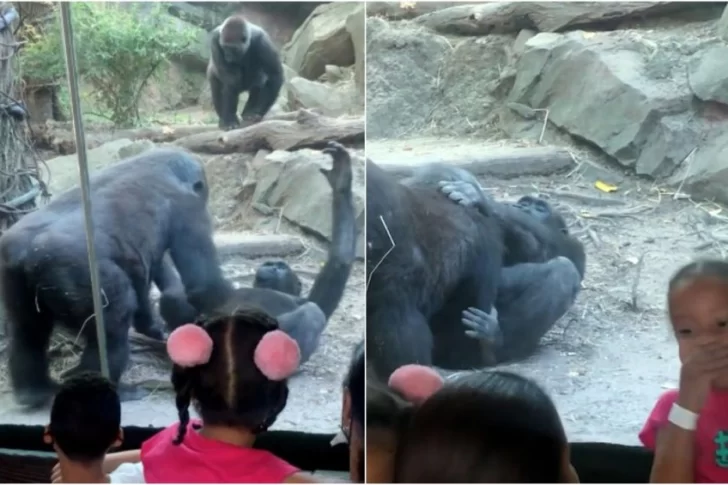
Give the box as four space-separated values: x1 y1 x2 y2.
0 147 365 435
368 137 728 446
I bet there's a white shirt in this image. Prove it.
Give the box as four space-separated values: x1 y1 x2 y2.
109 462 145 484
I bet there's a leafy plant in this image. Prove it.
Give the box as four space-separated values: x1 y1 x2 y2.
20 2 198 127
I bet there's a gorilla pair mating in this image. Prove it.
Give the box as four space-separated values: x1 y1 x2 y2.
207 14 283 130
0 142 357 408
366 160 586 380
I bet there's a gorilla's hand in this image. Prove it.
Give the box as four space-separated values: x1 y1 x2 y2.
438 180 485 209
462 306 503 346
321 141 353 193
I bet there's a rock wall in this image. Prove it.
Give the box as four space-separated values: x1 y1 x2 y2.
366 1 728 204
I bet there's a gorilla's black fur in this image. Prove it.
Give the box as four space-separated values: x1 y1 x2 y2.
437 174 585 365
0 149 229 408
159 142 358 365
366 160 504 381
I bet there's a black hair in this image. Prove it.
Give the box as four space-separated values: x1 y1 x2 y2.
171 308 289 445
48 371 121 463
368 369 568 483
669 259 728 295
343 340 364 427
343 341 365 482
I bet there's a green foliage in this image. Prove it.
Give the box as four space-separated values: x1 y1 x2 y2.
20 2 198 127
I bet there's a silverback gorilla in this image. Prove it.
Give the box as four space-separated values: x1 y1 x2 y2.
158 141 357 366
207 15 284 130
0 149 228 408
366 160 504 381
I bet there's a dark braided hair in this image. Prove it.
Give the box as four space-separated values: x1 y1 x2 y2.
171 308 290 445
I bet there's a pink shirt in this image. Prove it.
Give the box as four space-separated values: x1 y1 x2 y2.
140 420 300 483
639 389 728 483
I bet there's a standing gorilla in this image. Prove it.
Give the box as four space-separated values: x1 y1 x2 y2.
207 15 284 130
0 149 229 408
366 160 504 381
158 142 358 366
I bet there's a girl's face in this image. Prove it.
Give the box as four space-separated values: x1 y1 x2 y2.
670 276 728 386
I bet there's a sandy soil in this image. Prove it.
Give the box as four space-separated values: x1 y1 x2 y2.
368 138 726 446
0 149 365 435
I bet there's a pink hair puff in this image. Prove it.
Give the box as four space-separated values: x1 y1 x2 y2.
388 364 444 404
254 330 301 381
167 324 213 368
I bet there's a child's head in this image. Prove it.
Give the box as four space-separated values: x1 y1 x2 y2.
44 372 122 463
167 308 301 444
341 341 364 482
668 260 728 375
368 366 577 483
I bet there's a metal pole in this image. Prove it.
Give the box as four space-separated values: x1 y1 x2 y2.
58 3 110 378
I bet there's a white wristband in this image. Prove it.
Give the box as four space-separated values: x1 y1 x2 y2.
668 402 698 431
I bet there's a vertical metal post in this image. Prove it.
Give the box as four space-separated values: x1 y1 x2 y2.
58 3 109 378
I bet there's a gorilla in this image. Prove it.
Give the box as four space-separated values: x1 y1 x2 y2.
158 141 358 365
0 149 229 408
366 159 504 381
207 14 284 131
434 172 585 365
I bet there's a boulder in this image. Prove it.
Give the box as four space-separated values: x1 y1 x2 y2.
667 130 728 205
287 77 361 117
688 46 728 105
345 3 365 95
508 30 707 178
250 149 366 258
365 18 451 139
45 139 147 195
717 4 728 41
283 2 360 80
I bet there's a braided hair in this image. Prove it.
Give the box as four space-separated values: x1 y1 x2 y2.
170 309 289 445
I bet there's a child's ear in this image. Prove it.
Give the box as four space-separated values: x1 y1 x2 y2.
43 425 53 445
111 428 124 449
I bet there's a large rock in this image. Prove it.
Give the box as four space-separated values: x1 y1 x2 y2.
688 46 728 105
366 18 451 139
667 130 728 205
283 2 360 80
287 77 361 116
45 139 155 195
508 30 709 178
717 4 728 41
250 149 366 258
345 3 365 95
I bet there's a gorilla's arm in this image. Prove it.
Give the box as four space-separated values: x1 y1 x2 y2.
241 30 283 121
305 142 357 319
463 256 581 362
277 302 326 364
169 210 232 313
439 179 550 265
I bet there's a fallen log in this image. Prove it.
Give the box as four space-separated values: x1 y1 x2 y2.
174 109 364 155
29 111 319 155
214 233 306 259
366 2 482 20
414 2 714 36
374 145 576 179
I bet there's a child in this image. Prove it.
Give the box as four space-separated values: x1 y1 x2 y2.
44 371 125 483
337 341 364 482
100 309 319 483
640 259 728 483
367 365 579 483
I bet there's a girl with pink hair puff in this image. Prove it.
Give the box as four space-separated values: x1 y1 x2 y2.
107 309 320 483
